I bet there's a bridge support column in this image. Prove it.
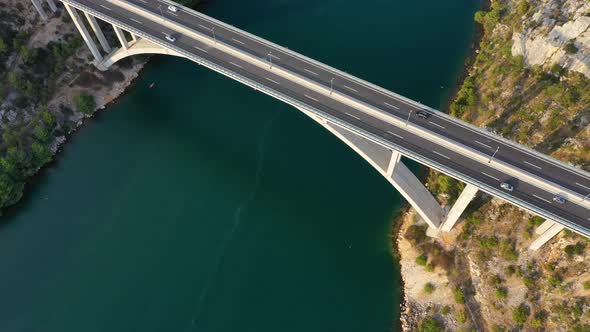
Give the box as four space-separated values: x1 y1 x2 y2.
31 0 48 21
84 13 112 53
46 0 57 12
440 184 479 232
529 221 564 250
113 25 129 50
64 4 103 62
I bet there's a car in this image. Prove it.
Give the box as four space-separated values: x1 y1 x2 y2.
165 34 176 42
553 195 566 204
416 110 430 119
167 5 178 12
500 182 514 192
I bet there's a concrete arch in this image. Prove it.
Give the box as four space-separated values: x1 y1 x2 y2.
97 38 188 70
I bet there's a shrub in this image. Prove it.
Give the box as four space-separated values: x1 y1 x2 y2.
418 317 444 332
456 308 467 324
423 282 435 294
583 281 590 290
453 287 465 304
425 263 434 272
512 304 529 325
528 216 545 227
405 225 428 244
74 92 95 114
523 276 536 288
489 274 502 287
495 287 508 300
416 255 428 266
548 275 562 288
565 41 578 54
505 265 516 276
565 242 585 258
441 305 450 315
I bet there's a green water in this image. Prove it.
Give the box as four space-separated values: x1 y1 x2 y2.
0 1 479 331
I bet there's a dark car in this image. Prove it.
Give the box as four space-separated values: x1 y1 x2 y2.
416 110 430 119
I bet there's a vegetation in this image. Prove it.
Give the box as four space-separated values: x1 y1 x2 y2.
512 304 529 325
418 317 444 332
74 92 96 114
423 282 435 294
453 287 465 304
564 242 586 258
415 254 428 266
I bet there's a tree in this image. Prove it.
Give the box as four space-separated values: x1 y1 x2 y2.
453 287 465 304
0 37 7 55
74 92 96 114
418 317 444 332
423 282 435 294
512 304 529 325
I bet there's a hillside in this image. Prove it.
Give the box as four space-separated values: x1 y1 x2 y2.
398 0 590 331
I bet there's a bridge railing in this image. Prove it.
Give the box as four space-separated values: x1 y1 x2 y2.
61 0 590 238
158 0 590 183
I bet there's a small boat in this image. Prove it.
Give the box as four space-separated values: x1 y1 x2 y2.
149 82 155 88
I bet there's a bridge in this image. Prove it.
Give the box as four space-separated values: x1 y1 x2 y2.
31 0 590 249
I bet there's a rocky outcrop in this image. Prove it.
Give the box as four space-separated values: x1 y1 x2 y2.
512 0 590 77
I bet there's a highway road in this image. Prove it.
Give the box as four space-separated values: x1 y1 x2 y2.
67 0 590 233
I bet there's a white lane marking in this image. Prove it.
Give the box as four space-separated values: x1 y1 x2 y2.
533 194 552 204
198 24 212 30
304 94 319 102
229 62 243 68
100 4 112 10
138 0 147 2
429 121 446 130
576 182 590 191
345 112 360 120
232 38 245 45
384 102 399 109
168 12 178 17
343 85 358 93
481 172 500 181
387 131 404 139
194 46 208 53
304 68 319 76
265 77 280 85
433 151 451 160
130 18 143 25
475 140 492 149
269 54 281 60
524 161 542 170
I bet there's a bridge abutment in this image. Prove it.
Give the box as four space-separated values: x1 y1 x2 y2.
113 25 130 50
31 0 48 21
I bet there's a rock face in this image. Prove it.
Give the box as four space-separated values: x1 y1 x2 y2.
512 0 590 77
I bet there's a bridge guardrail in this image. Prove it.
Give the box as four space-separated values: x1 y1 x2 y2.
61 0 590 238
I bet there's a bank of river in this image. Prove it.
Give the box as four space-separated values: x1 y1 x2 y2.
0 0 479 330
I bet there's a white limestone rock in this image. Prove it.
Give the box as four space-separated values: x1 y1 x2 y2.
512 0 590 78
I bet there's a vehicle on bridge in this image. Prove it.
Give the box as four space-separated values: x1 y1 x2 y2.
165 34 176 42
500 182 514 192
167 5 178 12
553 195 566 204
416 110 430 119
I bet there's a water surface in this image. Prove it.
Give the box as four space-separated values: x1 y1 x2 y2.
0 1 479 331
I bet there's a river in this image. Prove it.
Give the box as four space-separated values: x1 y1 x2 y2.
0 0 479 331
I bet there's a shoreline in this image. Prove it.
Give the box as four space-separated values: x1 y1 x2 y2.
393 0 490 329
0 60 148 221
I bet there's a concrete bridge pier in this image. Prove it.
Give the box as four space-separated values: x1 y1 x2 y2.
113 25 130 50
440 184 478 232
31 0 48 20
46 0 58 12
84 13 112 53
529 219 564 250
64 4 103 62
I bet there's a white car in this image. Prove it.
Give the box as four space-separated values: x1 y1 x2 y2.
165 34 176 42
167 5 178 12
500 182 514 192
